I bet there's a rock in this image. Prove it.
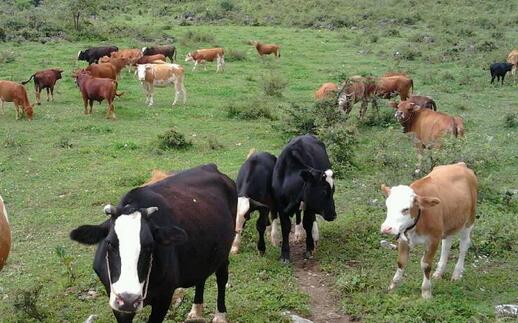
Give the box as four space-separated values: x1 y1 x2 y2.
84 315 97 323
290 314 313 323
495 304 518 317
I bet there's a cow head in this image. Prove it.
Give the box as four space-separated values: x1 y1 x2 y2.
185 53 194 63
53 69 63 80
25 104 34 120
380 184 440 236
394 101 418 122
70 204 187 313
300 169 337 221
136 64 151 81
77 51 85 60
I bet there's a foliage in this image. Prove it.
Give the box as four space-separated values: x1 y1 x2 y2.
260 71 288 97
12 285 47 321
225 49 247 61
226 98 277 120
503 112 518 128
157 128 192 150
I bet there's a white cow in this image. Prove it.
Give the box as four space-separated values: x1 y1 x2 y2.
136 63 186 107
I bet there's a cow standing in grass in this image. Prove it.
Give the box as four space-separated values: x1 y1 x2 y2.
136 63 186 107
0 80 34 120
185 48 225 72
21 68 63 105
381 162 477 298
78 46 119 65
74 71 123 119
252 41 281 58
142 46 177 63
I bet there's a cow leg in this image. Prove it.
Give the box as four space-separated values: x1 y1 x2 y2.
359 100 367 119
113 310 135 323
213 261 229 323
50 86 54 101
172 82 179 106
294 210 304 242
452 225 473 281
302 211 316 258
501 74 505 85
46 88 50 102
270 216 281 247
256 208 269 255
181 82 187 104
35 86 41 105
88 99 94 114
0 99 4 115
421 239 439 299
389 240 409 291
192 61 198 71
490 74 495 84
432 236 453 279
279 213 292 263
187 281 206 321
148 85 154 107
147 293 173 323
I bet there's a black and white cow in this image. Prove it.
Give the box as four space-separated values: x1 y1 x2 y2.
78 46 119 65
272 135 337 263
70 164 236 323
231 149 278 255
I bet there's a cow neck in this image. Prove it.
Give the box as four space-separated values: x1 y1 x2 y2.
105 251 153 301
395 208 422 241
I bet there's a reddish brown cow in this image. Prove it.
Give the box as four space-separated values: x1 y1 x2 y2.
99 56 129 75
253 41 281 58
21 68 63 105
133 54 166 66
0 80 34 120
376 75 413 100
185 48 225 72
314 82 338 100
0 195 10 271
337 76 377 118
394 101 464 149
74 63 117 80
111 48 142 63
390 95 437 111
74 72 123 119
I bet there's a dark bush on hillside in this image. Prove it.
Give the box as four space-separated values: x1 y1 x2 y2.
182 30 217 44
504 113 518 128
226 49 247 61
157 128 192 150
280 103 318 136
320 125 357 177
261 71 288 97
226 99 277 120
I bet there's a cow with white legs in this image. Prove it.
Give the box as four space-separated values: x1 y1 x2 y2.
70 164 236 323
380 162 477 299
185 48 225 72
231 149 278 255
136 63 186 107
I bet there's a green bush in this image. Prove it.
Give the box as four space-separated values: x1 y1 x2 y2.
226 99 277 120
226 49 247 61
261 71 288 97
157 128 192 150
504 113 518 128
319 125 357 177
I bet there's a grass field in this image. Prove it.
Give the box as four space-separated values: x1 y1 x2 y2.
1 23 518 322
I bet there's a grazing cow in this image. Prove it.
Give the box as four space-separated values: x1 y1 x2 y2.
252 41 281 58
99 56 130 75
506 49 518 75
70 164 236 323
185 48 225 72
78 46 119 65
390 95 437 111
133 54 167 66
136 63 186 107
394 101 464 149
0 80 34 120
142 46 177 62
380 162 477 298
231 149 278 255
75 63 118 80
337 76 377 118
272 135 337 263
21 68 63 105
490 62 514 85
0 195 11 271
376 75 413 100
74 72 123 119
314 82 338 101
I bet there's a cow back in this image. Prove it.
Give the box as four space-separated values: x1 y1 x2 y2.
236 152 277 204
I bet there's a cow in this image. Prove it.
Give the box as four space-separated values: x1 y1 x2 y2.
21 68 63 105
380 162 477 299
142 46 177 63
185 48 225 72
506 49 518 75
0 80 34 120
272 135 337 263
314 82 338 101
375 75 413 100
252 41 281 58
337 76 377 118
78 46 119 65
393 101 464 149
490 62 514 85
231 149 278 255
74 63 118 80
70 164 236 323
133 54 167 66
74 71 123 119
136 63 186 107
111 49 143 64
99 56 130 75
0 195 10 272
389 95 437 111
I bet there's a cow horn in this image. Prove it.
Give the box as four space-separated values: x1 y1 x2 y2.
103 204 118 216
141 206 159 217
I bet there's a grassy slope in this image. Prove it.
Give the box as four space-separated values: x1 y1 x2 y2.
0 22 517 322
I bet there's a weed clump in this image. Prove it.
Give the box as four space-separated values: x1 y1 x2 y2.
504 113 518 128
12 285 47 321
226 101 277 120
182 30 216 44
261 71 288 97
226 49 247 61
157 128 192 150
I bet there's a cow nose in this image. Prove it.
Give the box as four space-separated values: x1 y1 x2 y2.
382 227 392 234
115 293 142 312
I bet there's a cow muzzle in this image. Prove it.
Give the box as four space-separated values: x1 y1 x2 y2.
111 292 143 313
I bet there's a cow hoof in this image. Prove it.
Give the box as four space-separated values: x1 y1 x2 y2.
421 291 432 299
451 273 462 281
280 257 290 265
211 312 227 323
230 246 239 255
432 271 443 279
258 250 265 257
303 251 313 259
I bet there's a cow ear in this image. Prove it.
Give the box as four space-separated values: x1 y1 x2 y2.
416 195 440 208
381 184 391 197
70 220 110 245
300 170 316 183
140 207 159 218
154 225 188 245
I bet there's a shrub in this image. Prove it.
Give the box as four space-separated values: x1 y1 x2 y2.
157 128 192 150
12 285 47 321
319 125 357 177
226 49 247 62
182 30 216 44
208 137 224 150
260 71 288 97
226 101 277 120
504 113 518 128
55 137 73 149
279 103 318 136
0 50 15 63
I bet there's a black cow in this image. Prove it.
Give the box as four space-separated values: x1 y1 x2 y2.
272 135 337 263
231 150 277 255
78 46 119 65
70 164 236 323
490 62 514 85
142 46 177 62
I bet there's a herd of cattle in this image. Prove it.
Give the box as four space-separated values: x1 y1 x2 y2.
0 41 514 323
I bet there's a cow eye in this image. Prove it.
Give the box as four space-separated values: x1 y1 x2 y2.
402 208 410 214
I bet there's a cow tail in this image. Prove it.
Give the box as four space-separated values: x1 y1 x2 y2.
453 116 464 137
410 79 414 94
21 74 35 85
278 48 281 58
431 100 437 111
173 49 177 63
246 148 256 159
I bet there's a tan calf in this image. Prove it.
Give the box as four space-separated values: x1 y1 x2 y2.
136 63 187 106
0 195 11 271
253 41 281 58
0 80 34 120
381 162 477 298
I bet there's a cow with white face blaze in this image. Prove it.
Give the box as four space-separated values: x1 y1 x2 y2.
70 164 236 323
272 135 337 263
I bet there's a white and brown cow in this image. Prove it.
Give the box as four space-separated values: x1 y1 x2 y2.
136 63 186 107
380 162 477 299
0 195 11 271
185 48 225 72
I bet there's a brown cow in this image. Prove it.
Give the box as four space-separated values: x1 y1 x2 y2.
74 72 123 119
99 56 129 75
314 82 338 100
0 195 11 271
394 101 463 149
0 80 34 120
376 75 413 100
111 48 142 62
21 68 63 105
390 95 437 111
141 169 174 186
337 76 377 118
185 48 225 72
74 63 118 80
133 54 167 66
252 41 281 58
381 162 477 298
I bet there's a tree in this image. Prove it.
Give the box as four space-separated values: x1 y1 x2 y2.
65 0 99 31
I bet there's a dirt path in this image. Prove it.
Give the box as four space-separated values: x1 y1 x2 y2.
291 240 352 323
